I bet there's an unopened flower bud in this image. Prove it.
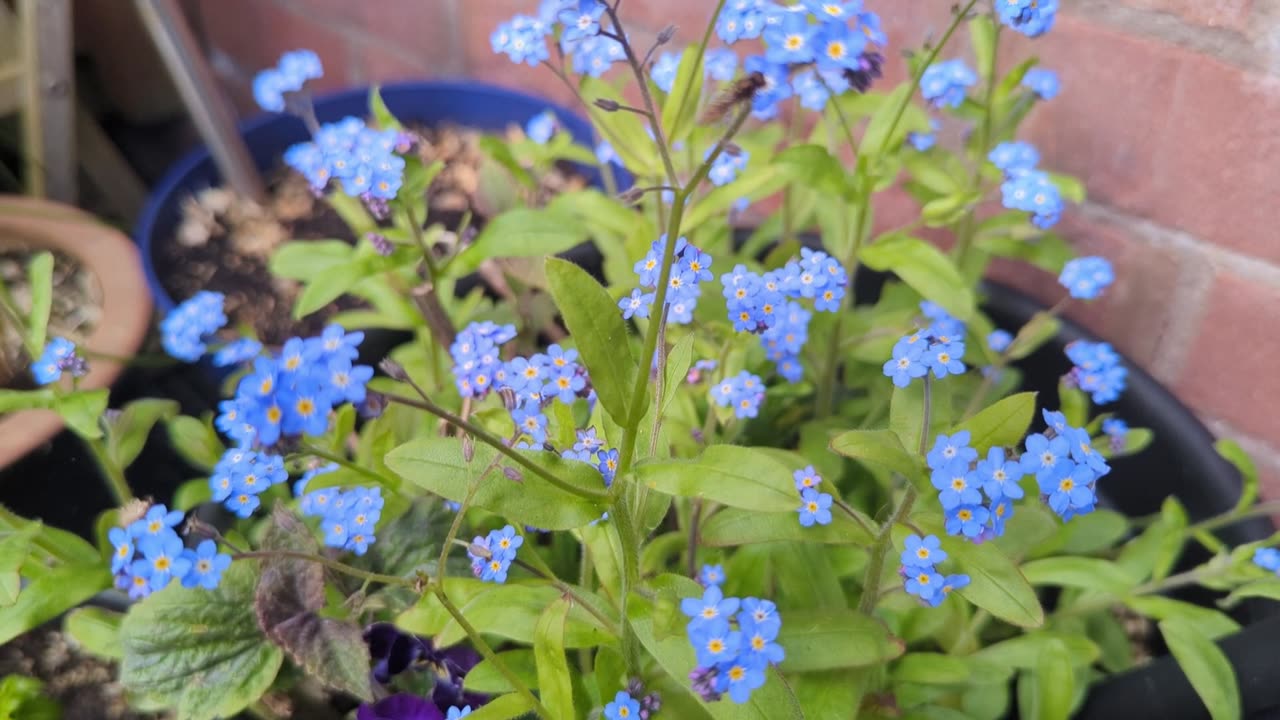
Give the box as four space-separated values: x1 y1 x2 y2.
498 387 518 411
183 515 221 542
618 186 646 205
366 232 394 256
462 435 475 463
594 98 621 112
503 466 523 483
378 358 408 381
656 24 677 45
468 542 492 560
723 142 744 157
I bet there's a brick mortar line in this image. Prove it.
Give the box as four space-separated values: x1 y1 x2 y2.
1079 201 1280 288
1205 416 1280 472
1070 0 1279 75
265 0 438 81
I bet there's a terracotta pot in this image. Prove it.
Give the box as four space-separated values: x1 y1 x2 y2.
0 196 152 467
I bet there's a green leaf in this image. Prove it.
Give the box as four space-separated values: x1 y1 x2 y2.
1058 380 1089 429
0 523 38 606
464 649 539 693
106 399 179 470
0 675 60 720
1126 597 1240 640
1021 638 1074 720
385 436 609 530
368 86 403 130
26 252 53 352
1216 439 1259 514
292 258 373 320
662 47 705 144
453 208 588 275
1047 172 1086 204
254 508 373 701
892 652 973 685
464 693 537 720
662 334 695 415
773 144 848 197
861 235 975 321
921 193 979 227
969 15 997 82
545 257 639 426
942 535 1043 628
700 506 873 547
268 240 353 279
1019 557 1137 595
0 561 109 645
778 609 905 672
0 389 55 413
860 83 931 157
830 429 923 479
1160 618 1241 720
582 76 660 176
1007 312 1061 361
684 164 787 228
120 560 282 720
399 579 611 648
1030 509 1129 558
533 597 575 719
890 381 927 456
55 389 109 439
974 632 1100 670
949 392 1036 454
166 416 225 471
635 445 797 512
63 606 123 660
1222 579 1280 607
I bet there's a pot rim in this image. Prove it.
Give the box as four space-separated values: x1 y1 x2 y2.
0 196 153 467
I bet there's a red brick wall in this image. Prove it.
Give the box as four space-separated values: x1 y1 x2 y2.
190 0 1280 491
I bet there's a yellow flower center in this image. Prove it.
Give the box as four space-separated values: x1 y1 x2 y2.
916 548 930 559
957 509 973 521
708 639 725 653
197 559 211 573
752 636 765 650
950 478 966 491
785 35 803 50
1059 478 1075 492
267 406 283 424
155 556 171 572
296 399 314 416
729 666 746 681
285 356 300 370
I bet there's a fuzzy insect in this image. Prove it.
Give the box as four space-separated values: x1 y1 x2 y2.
702 71 767 123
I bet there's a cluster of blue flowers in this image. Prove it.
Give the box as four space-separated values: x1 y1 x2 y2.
467 525 524 584
794 465 833 527
928 431 1018 540
294 465 385 556
721 248 846 380
708 147 750 187
214 324 373 449
1022 67 1061 100
907 117 940 152
899 534 970 607
1059 256 1115 301
449 321 518 399
30 337 86 386
882 302 968 388
717 1 886 118
1065 340 1127 405
283 116 407 201
998 0 1059 37
992 144 1063 229
620 235 714 325
920 58 976 108
653 47 739 94
710 370 766 419
252 49 322 113
1028 409 1112 521
160 291 228 362
208 447 288 518
682 577 784 704
109 504 231 599
492 0 626 76
562 427 620 486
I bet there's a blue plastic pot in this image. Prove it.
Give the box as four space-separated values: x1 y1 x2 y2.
135 80 621 315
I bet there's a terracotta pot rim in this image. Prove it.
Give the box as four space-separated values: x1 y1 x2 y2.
0 196 153 468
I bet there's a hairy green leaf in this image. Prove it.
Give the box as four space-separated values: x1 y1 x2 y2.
107 399 179 470
533 597 575 718
63 606 123 660
1160 618 1241 720
55 389 109 440
635 445 796 512
700 506 873 547
861 234 974 321
943 535 1043 628
778 609 905 672
948 392 1037 454
1020 557 1137 595
166 416 226 471
545 257 639 426
385 436 609 530
120 560 282 720
662 47 705 144
453 208 588 275
830 429 923 479
26 252 53 352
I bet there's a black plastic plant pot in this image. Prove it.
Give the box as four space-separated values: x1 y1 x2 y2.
981 281 1280 720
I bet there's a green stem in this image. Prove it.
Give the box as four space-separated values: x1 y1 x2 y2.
299 444 399 489
85 436 132 506
1187 499 1280 535
434 586 553 720
381 391 608 501
857 377 931 616
232 550 413 588
600 7 681 187
832 497 877 538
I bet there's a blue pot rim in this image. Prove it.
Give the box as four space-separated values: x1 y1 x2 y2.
134 80 609 316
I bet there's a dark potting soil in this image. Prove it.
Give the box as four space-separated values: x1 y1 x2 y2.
0 626 154 720
155 123 587 346
0 247 101 390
